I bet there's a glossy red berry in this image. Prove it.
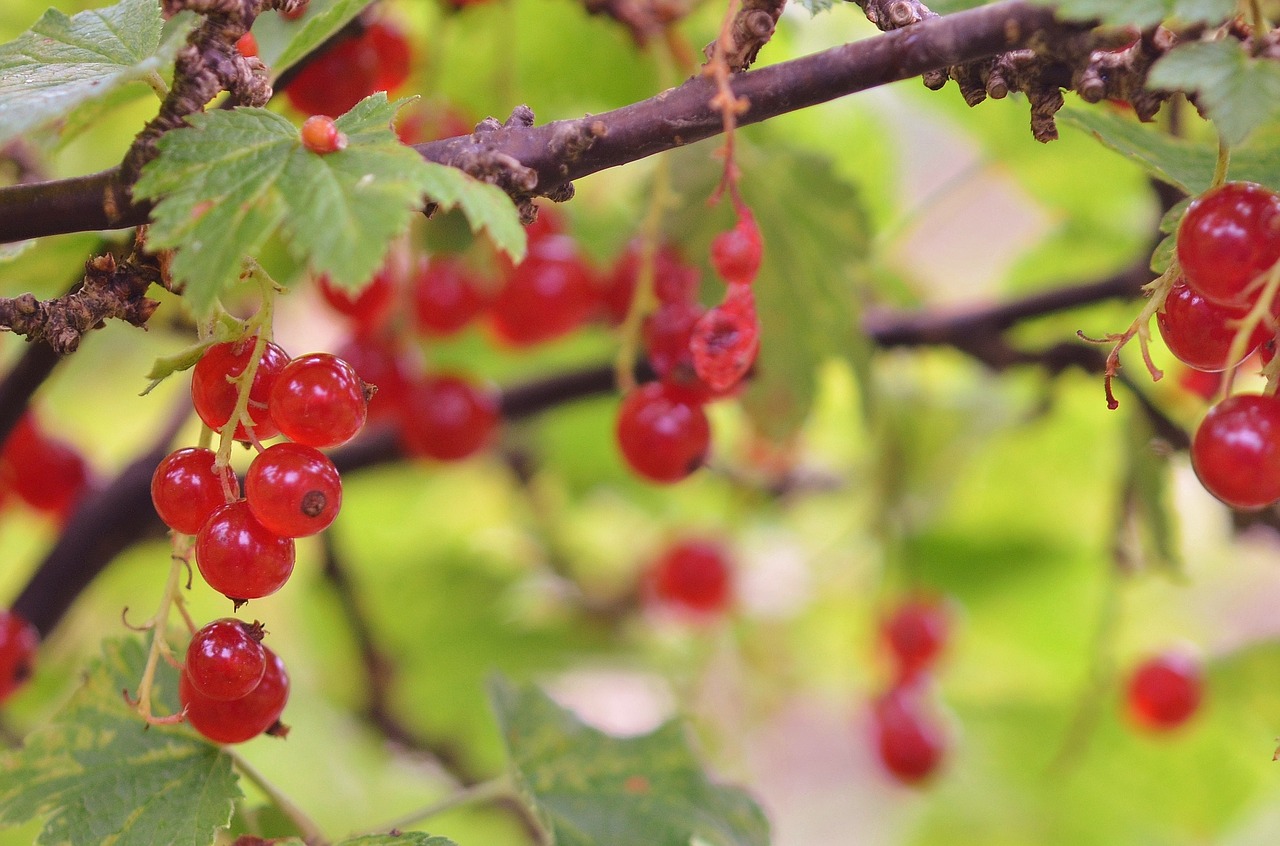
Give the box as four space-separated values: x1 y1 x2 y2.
601 242 699 324
882 598 949 682
283 21 412 117
710 210 763 286
410 256 488 337
185 619 267 702
690 284 760 392
397 373 499 461
0 609 38 702
615 382 711 484
1177 182 1280 307
245 443 342 538
643 300 704 381
334 334 413 423
151 448 240 534
1191 393 1280 509
300 115 347 154
318 268 396 332
1157 280 1269 372
181 647 289 744
269 354 367 448
871 684 946 785
235 32 258 58
1127 652 1203 731
191 340 290 442
196 501 296 601
490 235 598 346
648 538 733 615
0 415 91 521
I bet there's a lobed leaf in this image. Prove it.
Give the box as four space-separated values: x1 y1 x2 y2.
490 677 770 846
0 0 195 148
336 835 459 846
1148 41 1280 148
1026 0 1234 27
0 638 239 846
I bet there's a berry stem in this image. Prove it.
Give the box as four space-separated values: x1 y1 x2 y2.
126 535 193 725
365 775 516 836
1081 266 1177 410
226 747 329 845
613 152 675 393
1211 135 1230 188
1221 260 1280 400
705 0 749 207
213 262 278 472
1248 0 1270 55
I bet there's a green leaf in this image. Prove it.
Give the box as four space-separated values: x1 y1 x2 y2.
336 835 459 846
1060 107 1280 194
1149 231 1176 273
133 94 522 314
1026 0 1233 27
0 638 239 846
1149 40 1280 147
1113 409 1182 573
662 135 875 440
792 0 835 14
0 0 195 147
490 677 770 846
250 0 373 76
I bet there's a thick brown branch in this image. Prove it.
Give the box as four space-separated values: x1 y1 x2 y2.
0 0 1070 244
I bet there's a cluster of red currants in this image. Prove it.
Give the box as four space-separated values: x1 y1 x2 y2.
868 597 950 785
151 339 370 742
616 208 764 484
643 537 734 618
1160 182 1280 509
1125 651 1203 732
181 618 289 743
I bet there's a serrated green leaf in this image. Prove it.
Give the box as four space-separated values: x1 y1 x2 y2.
134 94 521 314
490 677 769 846
1060 107 1280 194
661 136 874 440
1148 41 1280 147
0 638 239 846
0 0 195 147
251 0 373 76
336 834 459 846
1026 0 1233 27
792 0 835 14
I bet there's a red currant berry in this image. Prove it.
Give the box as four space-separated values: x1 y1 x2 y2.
1178 365 1225 402
647 538 733 615
151 448 240 535
1157 280 1269 372
0 415 91 521
191 340 290 442
334 334 413 423
643 300 704 381
185 619 266 701
490 235 598 346
1177 181 1280 307
181 647 289 744
0 609 38 702
1191 393 1280 509
318 267 396 332
245 443 342 538
601 241 699 324
690 284 760 392
615 382 711 484
366 20 412 92
269 354 368 448
410 256 488 337
196 501 296 601
397 373 499 461
300 115 347 154
881 597 949 682
1126 651 1202 731
283 21 411 117
710 209 763 286
235 32 258 58
871 684 946 785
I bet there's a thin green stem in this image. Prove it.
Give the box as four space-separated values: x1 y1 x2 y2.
228 748 329 845
365 775 516 836
1211 134 1231 188
126 535 193 725
1248 0 1269 54
213 262 277 471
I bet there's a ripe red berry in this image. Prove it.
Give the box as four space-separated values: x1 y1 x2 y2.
181 646 289 744
334 334 413 423
1157 279 1269 372
318 267 396 332
0 609 38 702
601 241 699 324
710 210 763 286
871 684 946 785
0 415 91 521
300 115 347 154
245 443 342 538
191 340 290 442
1177 181 1280 307
615 382 711 484
269 353 368 448
648 538 733 615
235 32 258 58
283 21 412 117
196 501 296 602
151 448 240 535
1190 393 1280 509
397 373 499 461
490 235 598 346
410 256 488 337
882 597 949 682
643 300 704 381
1126 652 1203 731
690 284 760 392
185 619 267 701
